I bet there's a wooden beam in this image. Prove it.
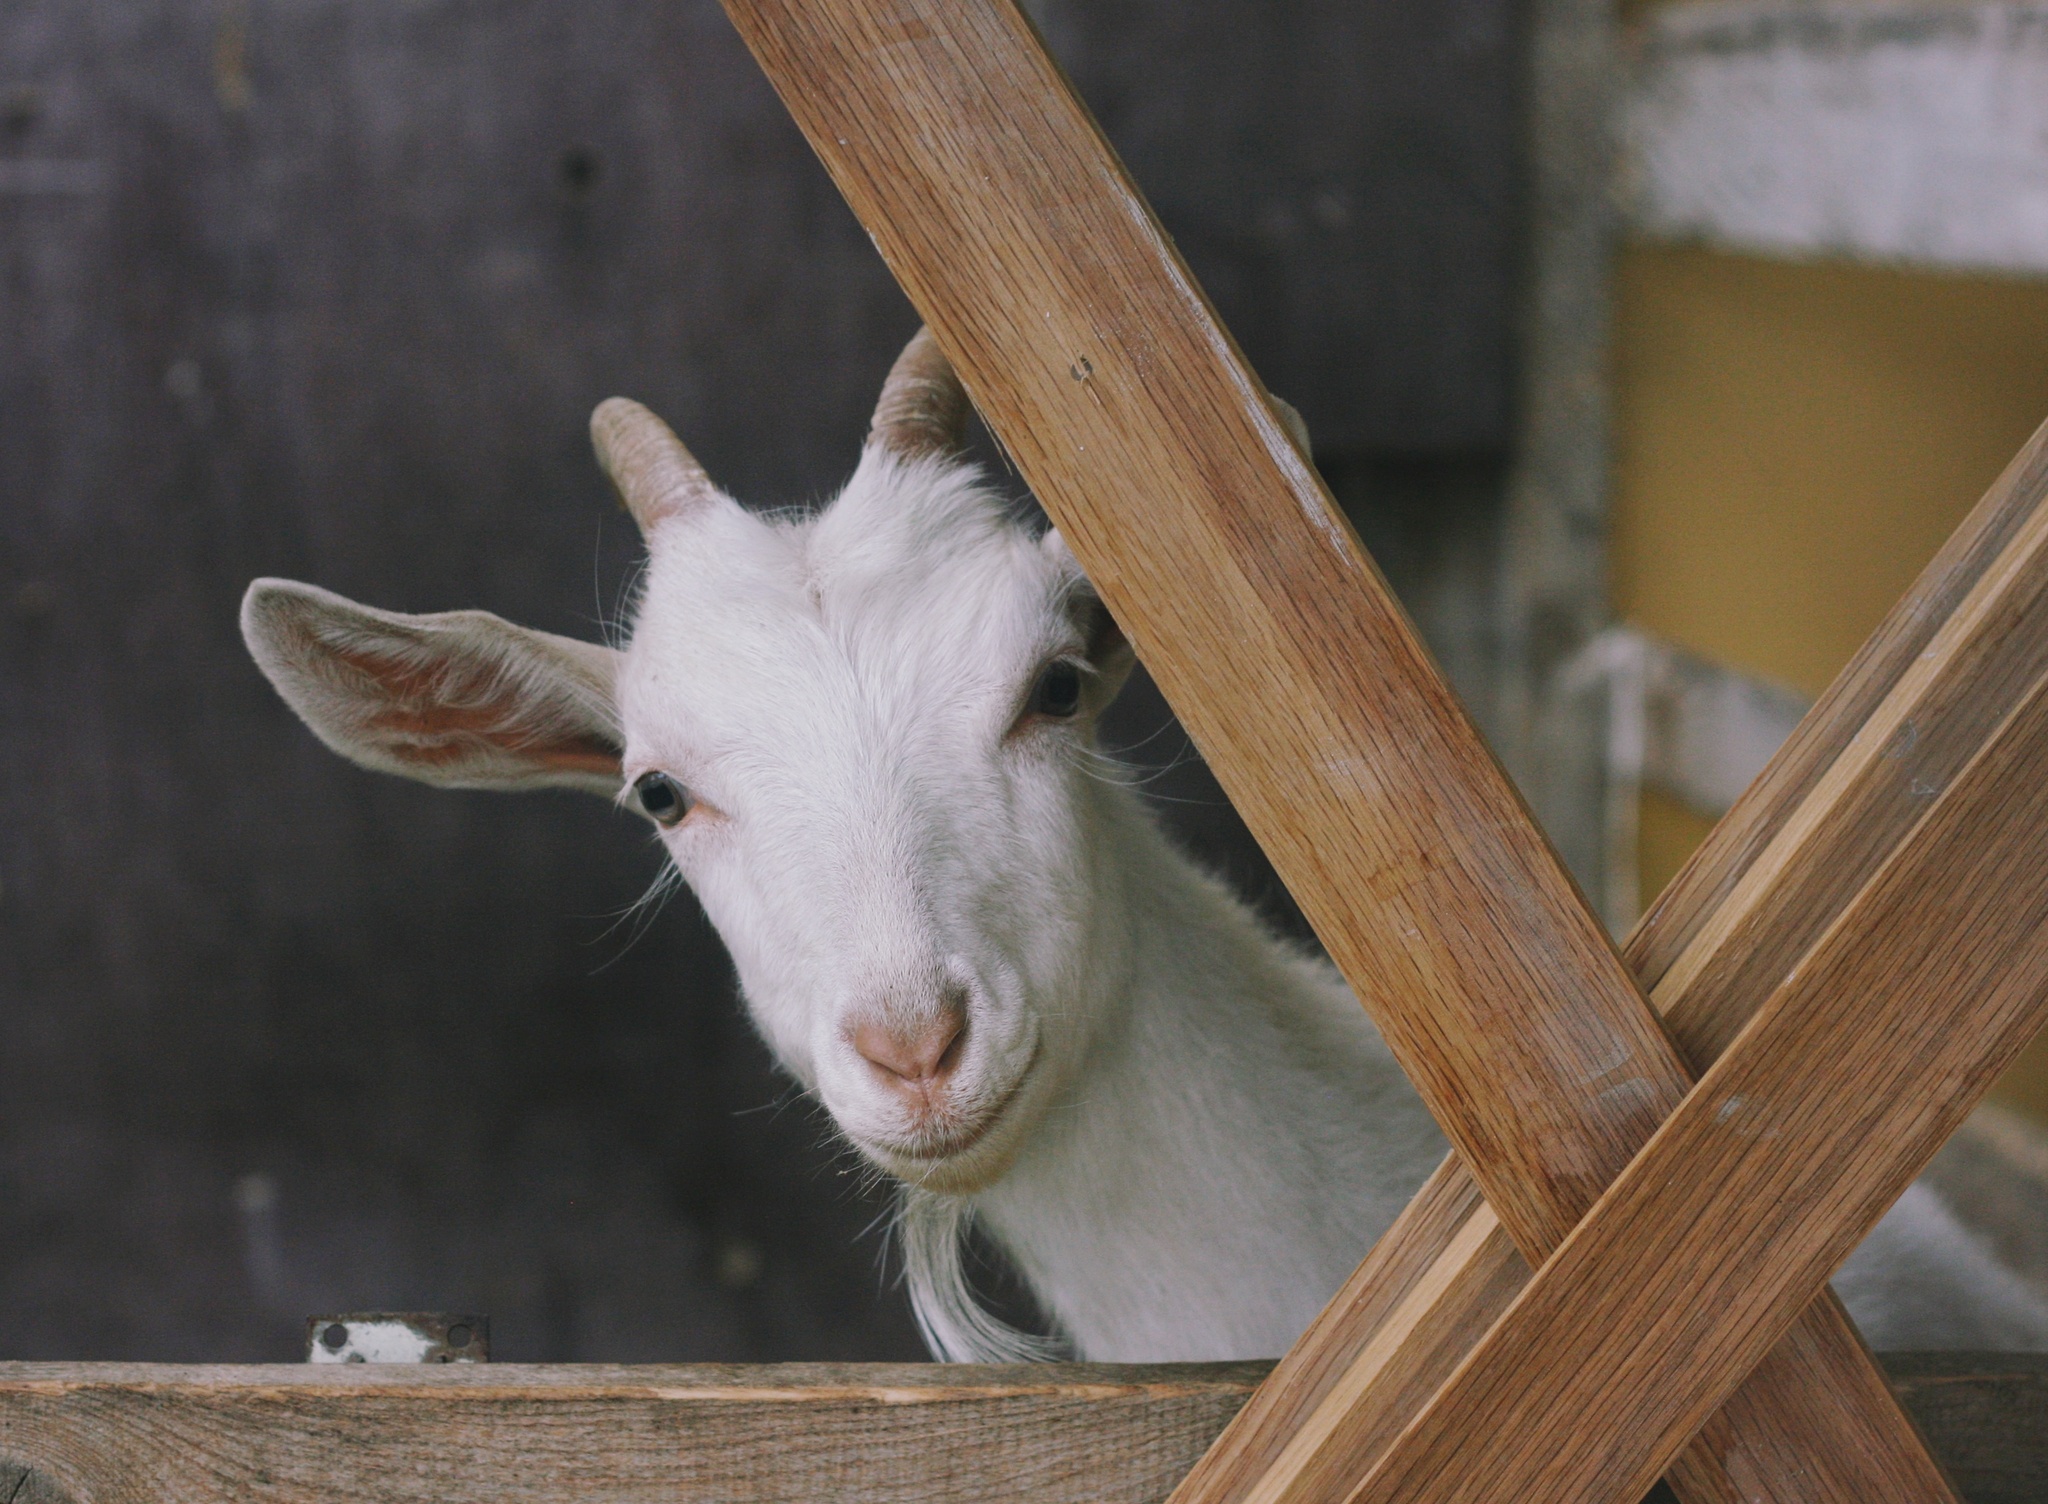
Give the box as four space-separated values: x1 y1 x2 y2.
713 0 1948 1497
0 1362 1264 1503
1178 413 2048 1504
1341 650 2048 1503
719 0 1683 1250
0 1358 2042 1504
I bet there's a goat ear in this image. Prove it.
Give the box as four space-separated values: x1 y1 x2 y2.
1040 531 1137 710
241 578 625 796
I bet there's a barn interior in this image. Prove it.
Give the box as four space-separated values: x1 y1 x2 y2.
3 0 2045 1365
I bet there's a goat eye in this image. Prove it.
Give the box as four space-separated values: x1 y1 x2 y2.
1029 660 1084 719
633 771 692 826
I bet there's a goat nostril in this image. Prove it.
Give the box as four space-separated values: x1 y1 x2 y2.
935 1017 967 1075
854 1012 967 1085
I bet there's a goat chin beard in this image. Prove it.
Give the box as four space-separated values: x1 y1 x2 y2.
869 1126 1024 1196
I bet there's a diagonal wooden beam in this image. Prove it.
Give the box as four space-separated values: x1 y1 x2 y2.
1177 415 2048 1504
719 0 1670 1253
1339 635 2048 1504
712 0 1951 1498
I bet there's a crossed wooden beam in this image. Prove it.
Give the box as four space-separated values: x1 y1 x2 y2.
718 0 2048 1500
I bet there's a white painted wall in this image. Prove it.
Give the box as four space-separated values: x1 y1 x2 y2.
1625 1 2048 274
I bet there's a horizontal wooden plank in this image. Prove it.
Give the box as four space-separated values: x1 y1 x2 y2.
0 1358 2040 1504
0 1362 1266 1504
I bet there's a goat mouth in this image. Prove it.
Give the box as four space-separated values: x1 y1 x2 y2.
893 1119 998 1162
868 1045 1039 1171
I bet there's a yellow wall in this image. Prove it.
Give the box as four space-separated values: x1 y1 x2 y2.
1609 245 2048 1121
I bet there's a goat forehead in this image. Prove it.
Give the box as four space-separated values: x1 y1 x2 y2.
621 494 1062 764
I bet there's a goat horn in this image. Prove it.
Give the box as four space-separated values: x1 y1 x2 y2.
869 326 970 459
590 397 719 534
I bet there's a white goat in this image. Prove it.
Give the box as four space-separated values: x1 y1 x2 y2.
242 331 2048 1360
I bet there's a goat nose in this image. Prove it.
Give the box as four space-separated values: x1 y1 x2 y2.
852 1007 966 1086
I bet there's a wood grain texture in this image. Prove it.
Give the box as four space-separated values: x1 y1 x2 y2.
1186 414 2048 1504
712 0 1950 1498
0 1362 1267 1504
1342 656 2048 1504
1028 0 1521 452
1240 1203 1526 1504
0 1358 2041 1504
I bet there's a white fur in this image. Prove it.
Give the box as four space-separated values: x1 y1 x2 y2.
244 440 2048 1361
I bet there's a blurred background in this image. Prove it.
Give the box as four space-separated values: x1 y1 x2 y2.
1 0 2044 1363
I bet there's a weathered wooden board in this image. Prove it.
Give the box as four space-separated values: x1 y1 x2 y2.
714 0 1947 1498
0 1358 2040 1504
0 1362 1263 1504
